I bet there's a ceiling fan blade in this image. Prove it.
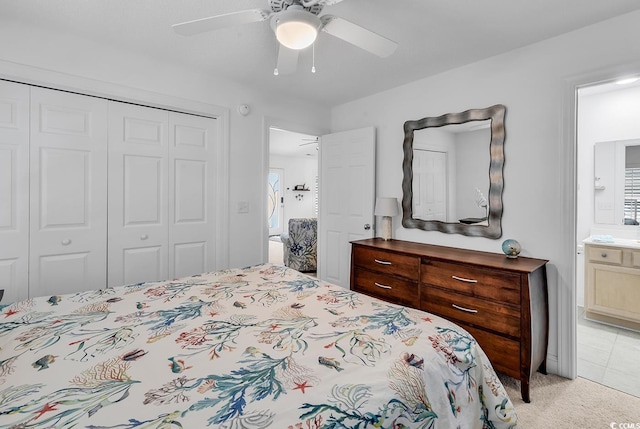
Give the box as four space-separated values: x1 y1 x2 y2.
276 45 299 75
321 15 397 58
173 9 270 36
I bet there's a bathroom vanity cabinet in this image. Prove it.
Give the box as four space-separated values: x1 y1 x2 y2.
584 240 640 331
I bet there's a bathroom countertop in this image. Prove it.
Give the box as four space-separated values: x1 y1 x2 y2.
583 236 640 249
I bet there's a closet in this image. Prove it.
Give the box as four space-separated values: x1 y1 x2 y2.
0 80 220 303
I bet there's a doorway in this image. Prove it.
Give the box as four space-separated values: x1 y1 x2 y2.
267 127 319 267
575 77 640 398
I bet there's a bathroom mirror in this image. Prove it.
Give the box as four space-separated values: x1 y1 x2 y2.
594 139 640 225
401 104 506 238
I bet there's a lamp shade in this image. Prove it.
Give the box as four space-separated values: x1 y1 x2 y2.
274 6 321 50
374 197 398 217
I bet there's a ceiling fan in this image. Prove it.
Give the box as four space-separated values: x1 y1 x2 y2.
299 136 319 146
172 0 398 75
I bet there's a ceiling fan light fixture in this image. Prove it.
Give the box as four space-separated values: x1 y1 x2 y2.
273 6 321 50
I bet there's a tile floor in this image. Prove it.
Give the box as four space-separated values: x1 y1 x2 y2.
577 306 640 398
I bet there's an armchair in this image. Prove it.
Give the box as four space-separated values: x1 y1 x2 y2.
280 218 317 272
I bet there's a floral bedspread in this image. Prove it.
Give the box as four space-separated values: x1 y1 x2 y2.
0 263 518 428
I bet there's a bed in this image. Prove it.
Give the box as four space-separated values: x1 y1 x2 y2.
0 263 517 428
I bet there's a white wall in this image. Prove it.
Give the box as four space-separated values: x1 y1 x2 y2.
331 10 640 377
0 20 331 269
269 154 318 227
578 85 640 240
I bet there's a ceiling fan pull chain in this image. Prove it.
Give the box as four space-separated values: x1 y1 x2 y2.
312 42 316 73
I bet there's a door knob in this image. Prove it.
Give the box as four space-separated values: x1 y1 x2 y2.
364 224 371 230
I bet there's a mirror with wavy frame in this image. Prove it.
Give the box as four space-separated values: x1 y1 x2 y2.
401 104 506 238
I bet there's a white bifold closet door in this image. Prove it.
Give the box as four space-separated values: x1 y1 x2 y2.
108 102 169 286
108 102 217 286
0 81 30 303
29 87 108 298
168 111 217 279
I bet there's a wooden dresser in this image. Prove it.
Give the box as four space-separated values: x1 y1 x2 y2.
350 238 548 403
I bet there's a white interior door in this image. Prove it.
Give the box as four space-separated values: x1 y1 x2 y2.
268 168 285 236
108 102 169 286
29 87 108 297
413 149 447 220
169 112 217 279
0 81 29 303
318 127 376 287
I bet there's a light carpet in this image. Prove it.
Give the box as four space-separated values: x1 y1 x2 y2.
499 372 640 428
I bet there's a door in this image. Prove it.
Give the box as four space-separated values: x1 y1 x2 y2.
268 168 285 236
29 87 108 297
0 81 29 303
108 102 169 286
169 112 217 278
318 127 376 287
413 149 447 220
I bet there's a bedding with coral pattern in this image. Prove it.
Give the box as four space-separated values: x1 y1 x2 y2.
0 263 517 428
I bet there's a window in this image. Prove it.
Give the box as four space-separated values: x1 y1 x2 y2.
624 166 640 223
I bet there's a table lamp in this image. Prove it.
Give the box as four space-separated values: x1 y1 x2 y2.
374 197 399 240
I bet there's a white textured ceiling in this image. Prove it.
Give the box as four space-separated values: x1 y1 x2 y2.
2 0 640 107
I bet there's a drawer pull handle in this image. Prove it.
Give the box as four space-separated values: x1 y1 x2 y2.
452 275 478 283
452 303 478 314
601 253 607 258
374 259 392 265
374 282 392 290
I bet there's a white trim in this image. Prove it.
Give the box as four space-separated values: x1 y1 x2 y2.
560 61 640 379
559 77 578 379
0 59 230 270
0 59 222 118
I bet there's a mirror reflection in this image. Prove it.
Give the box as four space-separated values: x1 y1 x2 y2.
594 139 640 225
402 104 506 238
412 121 491 224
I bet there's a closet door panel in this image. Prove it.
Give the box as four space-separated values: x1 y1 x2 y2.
0 81 29 303
109 102 169 286
169 112 217 278
123 155 163 225
29 87 108 298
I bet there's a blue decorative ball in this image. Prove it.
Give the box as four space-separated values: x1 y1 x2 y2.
501 239 521 258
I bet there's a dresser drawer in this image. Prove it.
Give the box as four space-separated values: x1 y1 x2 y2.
587 246 623 265
353 268 419 308
462 324 520 378
421 286 520 338
422 260 520 305
353 246 420 281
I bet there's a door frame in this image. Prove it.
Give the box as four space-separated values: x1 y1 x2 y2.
560 61 640 379
261 117 327 265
